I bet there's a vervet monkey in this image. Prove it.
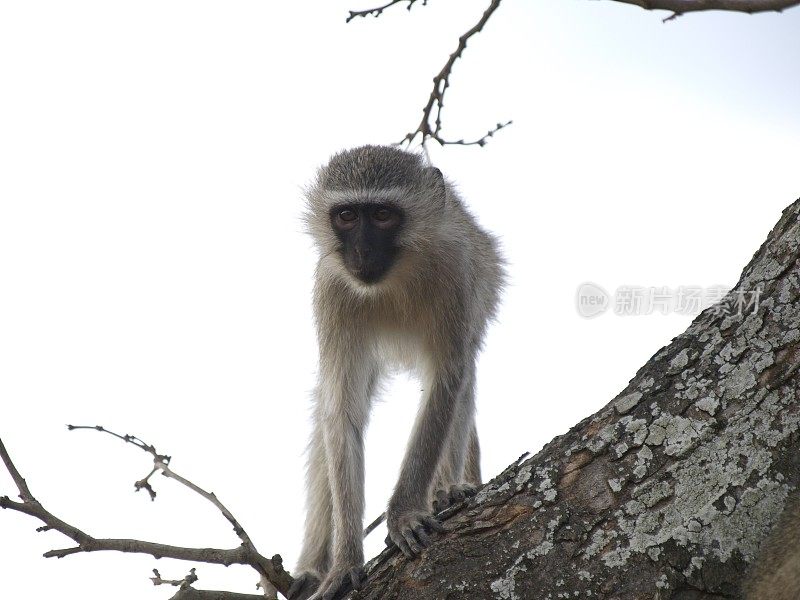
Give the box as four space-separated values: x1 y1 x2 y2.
288 146 504 600
744 494 800 599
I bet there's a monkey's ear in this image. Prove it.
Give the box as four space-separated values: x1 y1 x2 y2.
425 167 446 205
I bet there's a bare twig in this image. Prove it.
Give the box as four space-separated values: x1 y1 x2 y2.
363 511 386 538
151 567 199 588
400 0 510 148
168 588 267 600
346 0 426 22
358 0 797 149
68 424 258 549
67 424 169 500
608 0 799 18
0 433 293 597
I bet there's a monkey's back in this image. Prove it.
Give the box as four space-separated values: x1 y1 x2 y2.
443 186 505 333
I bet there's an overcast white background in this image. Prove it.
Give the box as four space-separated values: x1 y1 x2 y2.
1 1 798 598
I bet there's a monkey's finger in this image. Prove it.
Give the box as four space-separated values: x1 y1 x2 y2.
394 534 415 558
401 528 423 555
414 524 432 547
349 566 366 590
321 575 350 600
423 515 446 533
433 489 449 513
287 575 313 600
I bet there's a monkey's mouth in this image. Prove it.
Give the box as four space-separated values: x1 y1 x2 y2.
348 265 388 285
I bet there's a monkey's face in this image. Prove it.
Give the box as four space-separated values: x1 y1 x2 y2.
329 202 405 285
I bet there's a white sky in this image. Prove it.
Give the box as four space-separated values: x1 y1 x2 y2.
1 1 798 598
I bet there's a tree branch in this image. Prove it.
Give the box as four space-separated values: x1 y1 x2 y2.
346 0 426 23
168 588 267 600
401 0 511 148
608 0 799 20
0 433 293 597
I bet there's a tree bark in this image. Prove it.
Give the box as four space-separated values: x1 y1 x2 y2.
351 198 800 599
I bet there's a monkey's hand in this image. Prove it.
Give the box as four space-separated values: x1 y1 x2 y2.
308 563 365 600
432 483 478 513
287 571 322 600
386 506 445 558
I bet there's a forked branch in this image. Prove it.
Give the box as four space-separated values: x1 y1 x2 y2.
0 431 292 598
401 0 510 147
350 0 798 146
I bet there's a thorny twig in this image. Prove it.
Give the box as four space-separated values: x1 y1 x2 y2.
0 432 293 598
346 0 426 22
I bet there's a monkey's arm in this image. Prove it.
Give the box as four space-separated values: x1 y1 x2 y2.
386 362 468 556
309 354 376 600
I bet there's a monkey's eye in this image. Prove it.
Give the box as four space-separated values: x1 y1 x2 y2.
338 209 357 222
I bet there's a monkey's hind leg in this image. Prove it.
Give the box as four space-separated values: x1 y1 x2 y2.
431 365 480 514
432 420 481 513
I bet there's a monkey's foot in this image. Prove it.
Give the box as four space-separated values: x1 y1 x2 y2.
432 483 478 514
287 571 321 600
386 508 445 558
308 564 365 600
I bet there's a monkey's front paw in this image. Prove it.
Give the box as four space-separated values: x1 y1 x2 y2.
310 564 365 600
287 571 322 600
386 508 445 558
432 483 478 513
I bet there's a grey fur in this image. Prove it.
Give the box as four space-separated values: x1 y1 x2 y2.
292 145 504 600
744 494 800 600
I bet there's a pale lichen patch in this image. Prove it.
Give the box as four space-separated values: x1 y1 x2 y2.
614 392 643 415
667 348 691 375
695 396 719 416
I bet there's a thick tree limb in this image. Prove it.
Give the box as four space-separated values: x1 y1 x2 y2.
348 197 800 598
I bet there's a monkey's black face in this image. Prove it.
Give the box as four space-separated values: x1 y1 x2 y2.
330 202 404 284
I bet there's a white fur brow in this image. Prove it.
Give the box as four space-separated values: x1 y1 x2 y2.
324 187 408 204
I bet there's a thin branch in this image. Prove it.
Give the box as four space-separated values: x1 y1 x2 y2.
68 424 257 548
363 511 386 538
151 567 199 588
169 588 267 600
346 0 426 22
0 437 35 502
608 0 799 17
0 433 293 596
401 0 510 148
